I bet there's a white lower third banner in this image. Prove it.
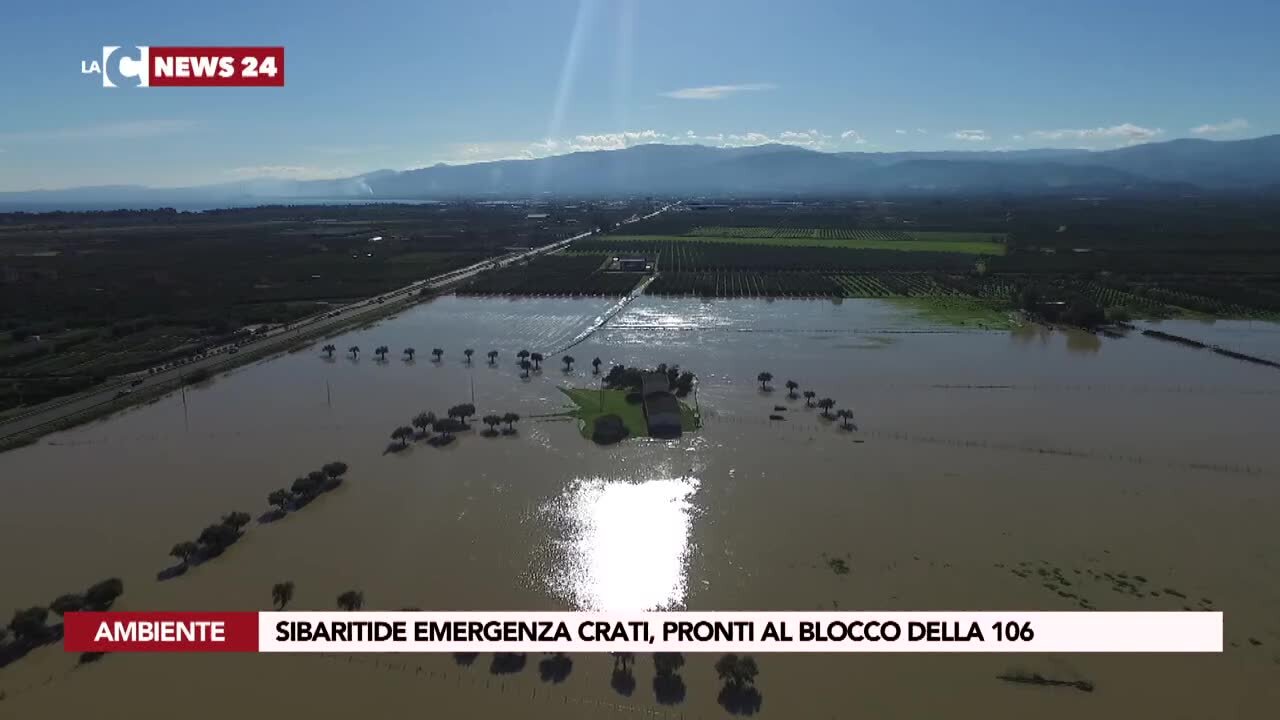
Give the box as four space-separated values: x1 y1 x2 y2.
248 611 1222 653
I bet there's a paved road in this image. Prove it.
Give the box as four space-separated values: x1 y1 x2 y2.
0 203 675 442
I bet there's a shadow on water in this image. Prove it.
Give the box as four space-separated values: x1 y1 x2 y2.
610 652 636 696
718 684 764 715
538 652 573 683
489 652 527 675
452 652 478 667
653 653 687 705
0 624 64 669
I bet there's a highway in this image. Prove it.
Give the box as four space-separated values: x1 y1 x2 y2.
0 202 675 443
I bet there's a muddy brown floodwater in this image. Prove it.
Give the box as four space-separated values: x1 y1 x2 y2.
3 296 1279 718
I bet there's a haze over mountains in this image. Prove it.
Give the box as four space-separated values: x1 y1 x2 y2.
5 135 1280 208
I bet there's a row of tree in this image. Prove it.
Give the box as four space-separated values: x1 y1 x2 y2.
392 406 523 448
4 579 125 649
759 373 857 429
603 363 697 397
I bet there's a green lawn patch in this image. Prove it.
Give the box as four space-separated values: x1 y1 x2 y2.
887 297 1021 330
560 387 699 440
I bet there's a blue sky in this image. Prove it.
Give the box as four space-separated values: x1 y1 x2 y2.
1 0 1276 190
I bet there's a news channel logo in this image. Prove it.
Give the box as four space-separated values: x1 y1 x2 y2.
81 46 150 87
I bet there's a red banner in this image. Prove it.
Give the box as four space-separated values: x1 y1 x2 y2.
149 47 284 87
64 612 259 652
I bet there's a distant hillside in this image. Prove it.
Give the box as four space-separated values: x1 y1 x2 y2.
4 135 1279 208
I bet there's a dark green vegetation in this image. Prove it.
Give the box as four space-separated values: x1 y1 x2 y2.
2 577 123 669
0 202 645 412
556 199 1280 321
456 254 641 296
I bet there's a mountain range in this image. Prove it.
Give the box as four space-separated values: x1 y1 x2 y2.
5 135 1280 208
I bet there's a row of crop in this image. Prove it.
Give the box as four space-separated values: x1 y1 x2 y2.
456 255 639 297
647 271 844 298
688 226 917 242
570 238 977 272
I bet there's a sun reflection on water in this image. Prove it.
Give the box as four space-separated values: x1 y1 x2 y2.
541 475 700 611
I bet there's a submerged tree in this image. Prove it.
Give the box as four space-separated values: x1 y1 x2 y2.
170 541 200 566
836 408 855 430
530 352 544 370
403 347 416 360
802 390 816 407
412 411 436 437
348 345 360 359
715 654 762 714
817 397 836 418
391 426 414 447
8 606 50 644
322 461 349 481
592 357 602 374
482 414 502 433
272 581 295 610
757 372 773 391
222 511 252 531
464 348 475 364
336 590 364 611
487 350 499 365
322 344 336 358
50 593 87 617
267 489 292 513
502 412 521 432
785 380 799 398
517 349 530 364
562 355 575 372
85 578 125 610
519 359 532 378
374 345 389 361
432 348 444 361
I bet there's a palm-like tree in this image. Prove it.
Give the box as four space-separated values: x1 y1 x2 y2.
412 411 436 436
267 488 291 513
757 372 773 391
432 348 444 361
336 590 363 611
802 390 817 407
348 345 360 359
592 357 602 374
502 412 520 431
482 414 502 432
375 345 389 361
487 350 499 365
785 380 799 398
464 348 475 364
517 349 530 364
817 397 836 418
272 581 295 609
403 347 416 360
322 344 336 358
836 409 856 430
519 359 532 378
391 426 414 447
562 355 575 372
530 352 544 370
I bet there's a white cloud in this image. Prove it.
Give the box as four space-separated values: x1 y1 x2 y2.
1012 134 1025 142
1190 118 1249 136
915 128 928 135
1030 123 1161 145
659 83 776 100
894 129 907 135
951 129 989 142
840 130 867 144
0 119 198 144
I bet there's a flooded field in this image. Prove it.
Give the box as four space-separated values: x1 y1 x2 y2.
3 296 1280 718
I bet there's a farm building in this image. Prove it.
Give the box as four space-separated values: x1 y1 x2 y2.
640 371 682 438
